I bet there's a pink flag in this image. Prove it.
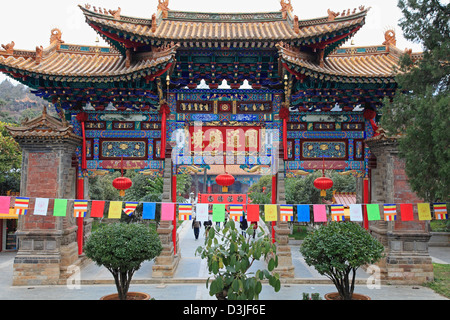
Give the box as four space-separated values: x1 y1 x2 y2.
161 203 176 221
313 204 327 222
0 196 10 214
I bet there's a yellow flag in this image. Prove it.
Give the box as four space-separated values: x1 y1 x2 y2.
417 203 431 220
264 204 278 222
108 201 123 219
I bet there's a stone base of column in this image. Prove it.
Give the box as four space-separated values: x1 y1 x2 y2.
273 222 295 278
152 221 180 278
383 231 434 284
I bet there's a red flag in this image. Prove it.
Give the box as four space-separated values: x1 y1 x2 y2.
247 204 260 222
90 201 105 218
400 203 414 221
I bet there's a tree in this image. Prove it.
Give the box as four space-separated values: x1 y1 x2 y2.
196 219 281 300
300 222 384 300
380 0 449 202
0 121 21 193
83 223 163 300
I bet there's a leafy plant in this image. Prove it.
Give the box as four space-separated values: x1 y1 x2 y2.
300 222 384 300
196 219 281 300
83 223 163 300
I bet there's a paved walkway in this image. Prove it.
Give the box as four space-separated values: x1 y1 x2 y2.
0 221 448 300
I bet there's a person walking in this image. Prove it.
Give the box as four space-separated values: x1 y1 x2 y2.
203 219 212 237
240 217 248 237
192 218 201 240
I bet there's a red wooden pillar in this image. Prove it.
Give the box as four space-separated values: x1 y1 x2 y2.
172 175 177 255
76 177 84 255
363 177 369 230
271 174 277 243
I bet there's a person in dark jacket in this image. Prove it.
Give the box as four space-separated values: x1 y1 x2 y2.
203 219 212 236
240 217 248 237
192 218 201 240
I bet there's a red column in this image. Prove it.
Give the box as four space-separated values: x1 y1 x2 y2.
271 174 277 243
76 177 84 255
363 177 369 230
172 175 177 255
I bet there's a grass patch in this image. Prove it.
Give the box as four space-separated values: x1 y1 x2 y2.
289 224 308 240
425 263 450 299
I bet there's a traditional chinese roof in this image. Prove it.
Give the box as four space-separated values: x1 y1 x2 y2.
0 29 178 110
0 32 177 84
7 106 82 144
80 3 369 51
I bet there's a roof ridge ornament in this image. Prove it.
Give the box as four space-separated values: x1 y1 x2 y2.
1 41 15 55
158 0 170 19
280 0 293 19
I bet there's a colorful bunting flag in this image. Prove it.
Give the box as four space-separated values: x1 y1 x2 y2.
383 204 397 221
108 201 122 219
313 205 327 222
14 197 30 215
296 205 310 222
53 199 68 217
34 198 49 216
349 204 363 221
212 204 226 222
366 204 381 221
0 196 11 214
74 200 88 218
280 205 294 221
178 203 193 221
264 204 277 222
417 203 432 220
228 204 244 222
433 203 448 220
330 204 345 222
161 203 175 221
142 202 156 220
90 201 105 218
400 203 414 221
196 203 209 222
123 202 139 216
247 204 260 222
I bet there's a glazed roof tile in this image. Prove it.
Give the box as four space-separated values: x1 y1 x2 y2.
277 42 408 83
80 5 368 45
0 39 178 82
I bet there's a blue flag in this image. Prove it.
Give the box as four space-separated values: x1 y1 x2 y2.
297 205 310 222
142 202 156 220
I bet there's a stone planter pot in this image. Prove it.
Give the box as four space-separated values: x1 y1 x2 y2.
324 292 371 300
100 292 151 300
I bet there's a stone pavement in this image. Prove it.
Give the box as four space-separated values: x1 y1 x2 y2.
0 220 448 300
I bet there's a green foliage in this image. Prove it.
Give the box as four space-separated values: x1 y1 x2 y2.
0 121 21 193
248 175 272 204
300 222 384 300
380 0 449 202
196 219 281 300
83 223 163 300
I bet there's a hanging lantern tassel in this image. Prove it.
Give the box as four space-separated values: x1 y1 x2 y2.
76 112 88 170
279 107 290 161
159 103 170 159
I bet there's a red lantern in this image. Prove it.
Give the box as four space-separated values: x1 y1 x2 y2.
314 176 333 197
215 173 235 192
363 108 376 120
112 176 133 197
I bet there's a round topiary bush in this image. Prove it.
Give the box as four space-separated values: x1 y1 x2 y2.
300 221 384 300
84 223 163 300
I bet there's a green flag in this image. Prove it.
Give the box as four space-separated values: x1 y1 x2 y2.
366 204 381 221
53 199 68 217
212 204 225 222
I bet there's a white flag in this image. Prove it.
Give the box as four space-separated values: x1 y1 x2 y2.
34 198 49 216
349 204 363 221
196 203 209 222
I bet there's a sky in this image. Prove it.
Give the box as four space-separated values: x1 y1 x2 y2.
0 0 424 83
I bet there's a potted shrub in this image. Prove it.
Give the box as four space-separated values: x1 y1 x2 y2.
196 219 281 300
300 221 384 300
84 222 163 300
